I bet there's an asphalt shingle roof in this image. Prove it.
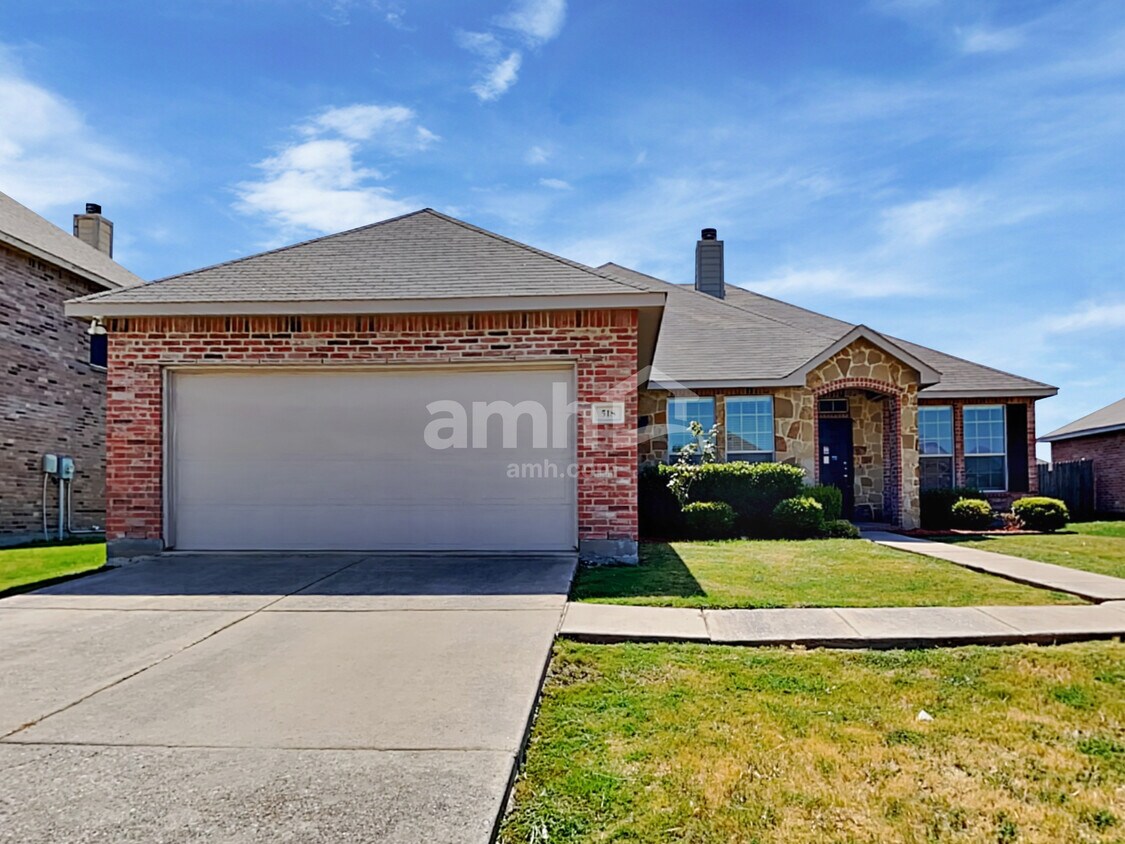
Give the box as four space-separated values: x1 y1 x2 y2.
73 209 650 306
1041 397 1125 441
0 191 142 290
599 262 1056 397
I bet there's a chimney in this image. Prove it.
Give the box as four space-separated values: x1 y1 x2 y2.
73 203 113 257
694 227 724 298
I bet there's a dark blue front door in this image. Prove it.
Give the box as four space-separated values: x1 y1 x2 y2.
818 418 854 518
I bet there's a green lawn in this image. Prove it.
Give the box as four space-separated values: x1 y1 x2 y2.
502 641 1125 844
938 522 1125 580
0 540 106 594
572 540 1082 608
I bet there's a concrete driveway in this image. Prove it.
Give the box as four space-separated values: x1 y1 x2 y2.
0 552 576 843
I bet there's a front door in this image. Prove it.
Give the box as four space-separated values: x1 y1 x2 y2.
818 418 854 518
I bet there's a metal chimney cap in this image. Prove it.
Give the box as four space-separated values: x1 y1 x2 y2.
700 227 717 240
85 203 102 215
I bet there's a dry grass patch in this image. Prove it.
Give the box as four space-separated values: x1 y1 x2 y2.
502 642 1124 843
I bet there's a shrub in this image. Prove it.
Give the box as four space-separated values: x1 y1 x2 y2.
824 519 861 539
1012 497 1069 532
639 464 683 538
805 484 843 521
950 498 994 530
920 487 987 530
772 496 827 539
689 462 807 535
682 501 736 539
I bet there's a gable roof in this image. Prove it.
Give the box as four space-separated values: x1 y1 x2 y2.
67 209 662 316
0 191 143 291
1041 397 1125 442
599 262 1056 398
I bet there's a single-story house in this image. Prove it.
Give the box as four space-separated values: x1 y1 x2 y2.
66 210 1056 560
1 192 142 542
1041 397 1125 515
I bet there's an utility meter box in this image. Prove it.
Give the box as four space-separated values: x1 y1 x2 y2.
59 457 75 480
42 454 58 475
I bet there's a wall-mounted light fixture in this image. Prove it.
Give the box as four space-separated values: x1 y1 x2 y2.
87 317 107 336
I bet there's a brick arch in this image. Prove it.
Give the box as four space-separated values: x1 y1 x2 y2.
813 377 904 525
813 377 903 398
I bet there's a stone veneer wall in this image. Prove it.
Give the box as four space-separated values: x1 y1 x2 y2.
806 338 920 527
103 310 639 555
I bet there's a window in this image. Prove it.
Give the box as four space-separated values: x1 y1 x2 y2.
89 333 107 368
918 406 953 491
964 405 1007 491
667 397 715 459
725 396 774 462
818 397 848 415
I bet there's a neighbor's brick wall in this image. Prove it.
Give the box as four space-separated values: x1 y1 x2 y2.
918 396 1039 507
0 243 107 536
1052 432 1125 514
104 310 639 547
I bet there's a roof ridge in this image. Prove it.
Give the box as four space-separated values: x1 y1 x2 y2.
600 261 849 340
420 214 651 293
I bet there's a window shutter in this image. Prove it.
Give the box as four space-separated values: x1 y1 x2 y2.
1006 403 1029 492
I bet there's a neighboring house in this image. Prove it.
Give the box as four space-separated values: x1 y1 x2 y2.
1041 398 1125 515
1 192 143 542
66 211 1054 559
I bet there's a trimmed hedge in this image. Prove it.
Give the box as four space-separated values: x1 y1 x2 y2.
772 496 826 539
690 462 807 535
920 487 987 530
639 461 807 538
1012 497 1069 532
824 518 861 539
639 464 683 538
682 501 736 539
951 498 994 530
805 485 843 521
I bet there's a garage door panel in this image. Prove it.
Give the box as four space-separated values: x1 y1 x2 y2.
171 368 577 551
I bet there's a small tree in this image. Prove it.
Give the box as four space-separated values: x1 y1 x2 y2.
667 420 720 506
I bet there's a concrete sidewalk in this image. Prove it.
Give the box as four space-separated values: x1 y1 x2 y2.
560 601 1125 648
863 530 1125 602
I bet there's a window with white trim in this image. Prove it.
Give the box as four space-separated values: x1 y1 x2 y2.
963 405 1007 491
918 405 953 491
667 397 715 461
725 396 774 462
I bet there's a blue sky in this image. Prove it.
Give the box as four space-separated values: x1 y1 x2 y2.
2 0 1123 449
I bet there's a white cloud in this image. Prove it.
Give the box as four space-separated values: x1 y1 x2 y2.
880 188 980 246
525 144 551 164
538 177 571 190
236 101 433 236
747 268 919 300
0 59 140 212
472 51 522 101
456 30 503 58
1042 300 1125 334
497 0 567 44
458 0 566 101
960 26 1024 54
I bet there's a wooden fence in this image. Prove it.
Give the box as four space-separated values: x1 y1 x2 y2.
1038 459 1095 520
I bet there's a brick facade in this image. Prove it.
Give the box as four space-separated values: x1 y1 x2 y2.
103 310 640 552
918 396 1038 509
0 243 107 538
1051 432 1125 515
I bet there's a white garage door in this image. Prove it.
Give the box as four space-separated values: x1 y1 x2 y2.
169 367 577 551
